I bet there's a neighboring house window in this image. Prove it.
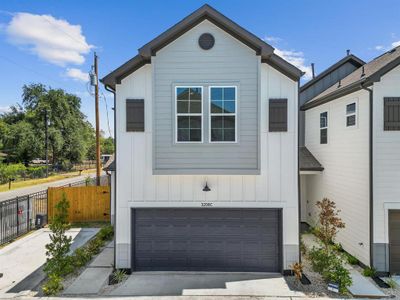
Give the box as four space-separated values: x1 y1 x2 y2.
384 97 400 131
320 111 328 144
176 87 203 142
269 99 288 132
126 99 145 132
346 102 356 127
209 86 237 142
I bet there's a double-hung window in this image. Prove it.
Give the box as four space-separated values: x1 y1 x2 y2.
176 87 203 142
209 86 237 142
320 111 328 144
346 102 356 127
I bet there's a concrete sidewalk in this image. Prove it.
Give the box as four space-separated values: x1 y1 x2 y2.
0 296 336 300
63 240 114 295
0 228 99 296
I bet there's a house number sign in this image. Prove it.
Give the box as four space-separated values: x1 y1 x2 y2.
201 202 213 207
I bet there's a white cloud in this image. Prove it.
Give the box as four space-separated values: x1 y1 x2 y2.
274 48 313 80
5 12 93 66
264 36 282 44
263 36 312 80
374 39 400 52
66 68 89 82
0 106 11 113
392 40 400 48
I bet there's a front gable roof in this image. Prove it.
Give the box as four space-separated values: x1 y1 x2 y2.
300 54 365 93
101 4 303 89
302 46 400 110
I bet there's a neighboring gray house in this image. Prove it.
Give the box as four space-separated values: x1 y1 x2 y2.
299 53 365 145
300 46 400 275
102 4 303 273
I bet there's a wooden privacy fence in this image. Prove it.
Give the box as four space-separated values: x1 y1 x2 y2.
48 186 110 223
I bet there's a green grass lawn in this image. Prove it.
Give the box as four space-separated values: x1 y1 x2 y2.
0 169 96 192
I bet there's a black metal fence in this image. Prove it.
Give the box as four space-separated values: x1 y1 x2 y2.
0 175 109 246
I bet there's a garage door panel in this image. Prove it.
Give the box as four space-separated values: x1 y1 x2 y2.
133 209 281 272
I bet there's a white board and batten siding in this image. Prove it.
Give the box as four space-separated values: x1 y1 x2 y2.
304 89 370 265
114 21 299 269
373 64 400 245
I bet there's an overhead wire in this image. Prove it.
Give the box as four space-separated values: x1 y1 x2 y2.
101 91 113 138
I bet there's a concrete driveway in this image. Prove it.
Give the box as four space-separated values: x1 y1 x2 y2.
0 228 98 296
109 272 305 297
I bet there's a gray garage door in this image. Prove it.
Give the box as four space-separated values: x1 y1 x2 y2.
389 210 400 274
132 208 281 272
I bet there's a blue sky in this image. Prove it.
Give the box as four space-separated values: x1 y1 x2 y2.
1 0 399 136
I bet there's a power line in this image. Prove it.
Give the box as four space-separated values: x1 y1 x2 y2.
101 91 113 138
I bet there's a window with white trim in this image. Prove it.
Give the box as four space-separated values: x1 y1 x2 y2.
346 102 356 127
176 87 202 142
209 87 237 142
320 111 328 144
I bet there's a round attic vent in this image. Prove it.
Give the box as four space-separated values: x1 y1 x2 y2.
198 33 215 50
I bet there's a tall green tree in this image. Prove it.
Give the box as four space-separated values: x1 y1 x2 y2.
0 83 96 166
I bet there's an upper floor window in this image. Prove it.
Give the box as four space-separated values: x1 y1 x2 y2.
320 111 328 144
176 87 203 142
346 102 357 127
384 97 400 131
209 86 237 142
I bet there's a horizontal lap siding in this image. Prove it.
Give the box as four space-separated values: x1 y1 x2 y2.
304 90 370 265
153 20 259 171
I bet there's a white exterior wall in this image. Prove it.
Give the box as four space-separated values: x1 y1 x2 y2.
304 89 370 265
373 64 400 245
113 25 299 270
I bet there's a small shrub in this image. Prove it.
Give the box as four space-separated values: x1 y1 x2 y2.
322 258 352 294
42 274 63 296
87 237 104 255
309 247 334 273
346 254 359 265
315 198 345 251
332 243 344 253
386 277 398 289
44 193 72 277
362 267 377 277
97 225 114 241
291 262 303 282
72 247 91 268
111 269 126 284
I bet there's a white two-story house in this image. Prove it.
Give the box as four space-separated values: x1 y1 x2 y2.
102 4 303 273
301 46 400 275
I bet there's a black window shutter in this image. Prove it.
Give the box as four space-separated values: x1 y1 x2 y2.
126 99 144 132
384 97 400 131
269 98 288 132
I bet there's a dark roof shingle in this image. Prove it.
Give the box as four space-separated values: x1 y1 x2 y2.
299 147 324 172
302 46 400 110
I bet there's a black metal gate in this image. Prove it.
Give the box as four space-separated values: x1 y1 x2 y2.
0 190 47 245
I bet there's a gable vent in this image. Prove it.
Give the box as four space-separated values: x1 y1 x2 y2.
198 33 215 50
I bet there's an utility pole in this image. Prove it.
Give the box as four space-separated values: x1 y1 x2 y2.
44 108 49 178
94 52 101 185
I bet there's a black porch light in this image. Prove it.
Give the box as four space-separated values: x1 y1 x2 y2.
202 181 211 192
